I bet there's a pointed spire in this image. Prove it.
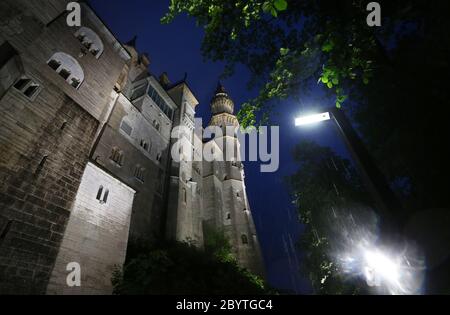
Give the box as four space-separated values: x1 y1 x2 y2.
125 35 137 47
159 72 171 88
215 81 226 94
211 81 234 115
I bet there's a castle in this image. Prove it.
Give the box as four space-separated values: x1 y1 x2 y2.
0 1 264 294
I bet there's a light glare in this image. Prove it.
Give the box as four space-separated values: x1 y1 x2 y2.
295 112 331 126
364 248 400 286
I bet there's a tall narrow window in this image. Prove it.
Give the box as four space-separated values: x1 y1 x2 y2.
140 139 150 152
35 155 48 175
226 212 231 220
96 185 103 200
153 120 160 131
182 188 187 203
0 220 13 242
110 147 124 166
241 234 248 245
134 165 145 182
102 189 109 204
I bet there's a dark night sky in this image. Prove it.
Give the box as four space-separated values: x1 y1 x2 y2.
89 0 350 293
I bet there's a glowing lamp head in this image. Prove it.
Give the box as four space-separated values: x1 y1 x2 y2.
363 248 400 287
295 112 331 126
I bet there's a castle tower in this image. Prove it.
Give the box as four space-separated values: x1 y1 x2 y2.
165 77 203 245
202 83 265 276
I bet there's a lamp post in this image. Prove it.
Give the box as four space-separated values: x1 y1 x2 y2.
295 108 403 234
294 109 426 294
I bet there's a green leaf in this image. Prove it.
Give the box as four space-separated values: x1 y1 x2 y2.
280 47 289 56
322 41 334 52
327 81 333 89
332 77 339 85
262 2 272 12
270 8 278 17
273 0 288 11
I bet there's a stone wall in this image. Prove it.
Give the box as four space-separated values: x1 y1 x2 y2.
0 85 98 294
0 0 128 294
46 162 135 295
92 93 170 241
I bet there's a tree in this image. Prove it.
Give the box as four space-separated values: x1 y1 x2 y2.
112 231 272 295
288 140 373 294
162 0 431 127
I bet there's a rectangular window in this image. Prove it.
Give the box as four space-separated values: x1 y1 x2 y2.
14 78 31 91
131 83 147 100
48 59 61 71
13 77 40 100
24 84 39 98
120 121 132 136
71 78 81 88
147 84 173 120
59 68 71 80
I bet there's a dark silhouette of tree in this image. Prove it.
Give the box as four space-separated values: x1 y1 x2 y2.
112 231 273 295
288 140 373 294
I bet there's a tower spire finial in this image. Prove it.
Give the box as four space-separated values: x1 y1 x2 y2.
211 82 234 115
125 35 137 47
216 81 226 94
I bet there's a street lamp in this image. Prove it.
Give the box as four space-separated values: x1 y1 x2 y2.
294 112 331 126
294 107 403 232
294 109 424 294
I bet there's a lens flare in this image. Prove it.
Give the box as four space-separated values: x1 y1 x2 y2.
328 206 426 295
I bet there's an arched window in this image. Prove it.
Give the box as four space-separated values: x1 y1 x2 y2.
110 147 124 166
241 234 248 245
96 185 103 200
134 165 145 182
140 139 150 152
47 52 84 89
226 212 231 220
153 120 160 131
74 27 104 58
